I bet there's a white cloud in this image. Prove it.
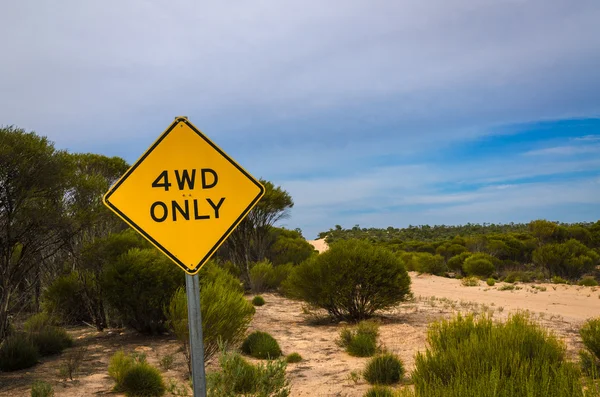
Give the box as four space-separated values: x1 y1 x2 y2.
524 144 600 156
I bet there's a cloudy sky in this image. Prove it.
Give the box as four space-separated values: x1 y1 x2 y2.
2 0 599 238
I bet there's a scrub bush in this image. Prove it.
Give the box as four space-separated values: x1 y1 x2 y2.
121 362 166 397
30 380 54 397
338 320 379 357
283 239 411 321
241 331 282 359
363 353 404 385
103 248 184 334
410 312 589 396
0 333 39 371
41 272 90 325
252 295 266 306
463 254 496 277
286 352 302 363
164 265 254 370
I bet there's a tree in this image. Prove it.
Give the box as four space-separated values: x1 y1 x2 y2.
0 127 71 340
62 153 129 331
267 227 316 266
218 180 293 285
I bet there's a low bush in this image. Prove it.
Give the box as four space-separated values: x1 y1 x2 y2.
252 295 266 306
364 386 396 397
286 352 302 363
413 253 447 276
486 278 496 286
41 271 91 325
463 254 495 277
0 333 39 371
29 326 73 356
241 331 282 359
503 270 542 283
338 320 379 357
271 263 294 290
533 239 599 280
552 276 569 284
363 353 404 385
411 312 588 396
159 354 174 371
283 240 411 321
59 346 87 380
103 248 184 334
108 350 136 390
461 276 479 287
30 380 54 397
580 317 600 377
24 313 55 333
579 276 599 287
164 268 255 370
447 252 472 273
249 261 275 293
206 351 290 396
121 362 166 397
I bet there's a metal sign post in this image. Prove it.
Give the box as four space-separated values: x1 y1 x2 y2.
102 117 264 397
185 274 207 397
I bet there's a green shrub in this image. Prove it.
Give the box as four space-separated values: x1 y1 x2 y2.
41 271 91 325
108 350 136 390
463 254 495 277
486 278 495 286
0 333 39 371
249 260 275 293
580 349 599 378
286 352 302 363
283 239 411 321
29 326 73 356
552 275 569 284
411 312 586 396
533 239 599 280
461 276 479 287
363 353 404 385
252 295 266 306
271 263 294 290
413 253 447 276
447 252 472 273
241 331 282 359
364 386 396 397
164 268 255 368
121 362 166 397
578 276 599 287
580 318 600 369
103 248 184 334
338 320 379 357
159 354 174 371
24 313 55 333
207 351 290 396
31 380 54 397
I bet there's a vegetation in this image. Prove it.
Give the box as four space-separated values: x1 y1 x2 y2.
285 352 302 363
284 239 411 321
461 276 479 287
30 380 54 397
206 350 290 397
486 278 495 286
164 264 255 371
364 386 396 397
252 296 266 306
121 362 166 397
103 248 184 334
29 325 73 356
363 353 405 385
0 333 39 371
318 220 600 282
410 312 591 396
580 317 600 377
338 320 380 357
241 331 283 359
579 276 599 287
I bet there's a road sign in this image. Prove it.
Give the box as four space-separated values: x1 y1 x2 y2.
103 117 265 275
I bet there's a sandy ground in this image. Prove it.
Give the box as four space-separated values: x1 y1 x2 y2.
308 239 329 253
1 273 599 396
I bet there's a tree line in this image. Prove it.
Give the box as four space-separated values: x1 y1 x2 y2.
0 126 314 341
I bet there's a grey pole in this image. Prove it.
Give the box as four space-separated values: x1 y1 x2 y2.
185 273 207 397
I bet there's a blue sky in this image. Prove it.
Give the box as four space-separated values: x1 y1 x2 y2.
1 0 599 238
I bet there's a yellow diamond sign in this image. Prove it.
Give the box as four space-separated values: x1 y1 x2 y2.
103 117 265 275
